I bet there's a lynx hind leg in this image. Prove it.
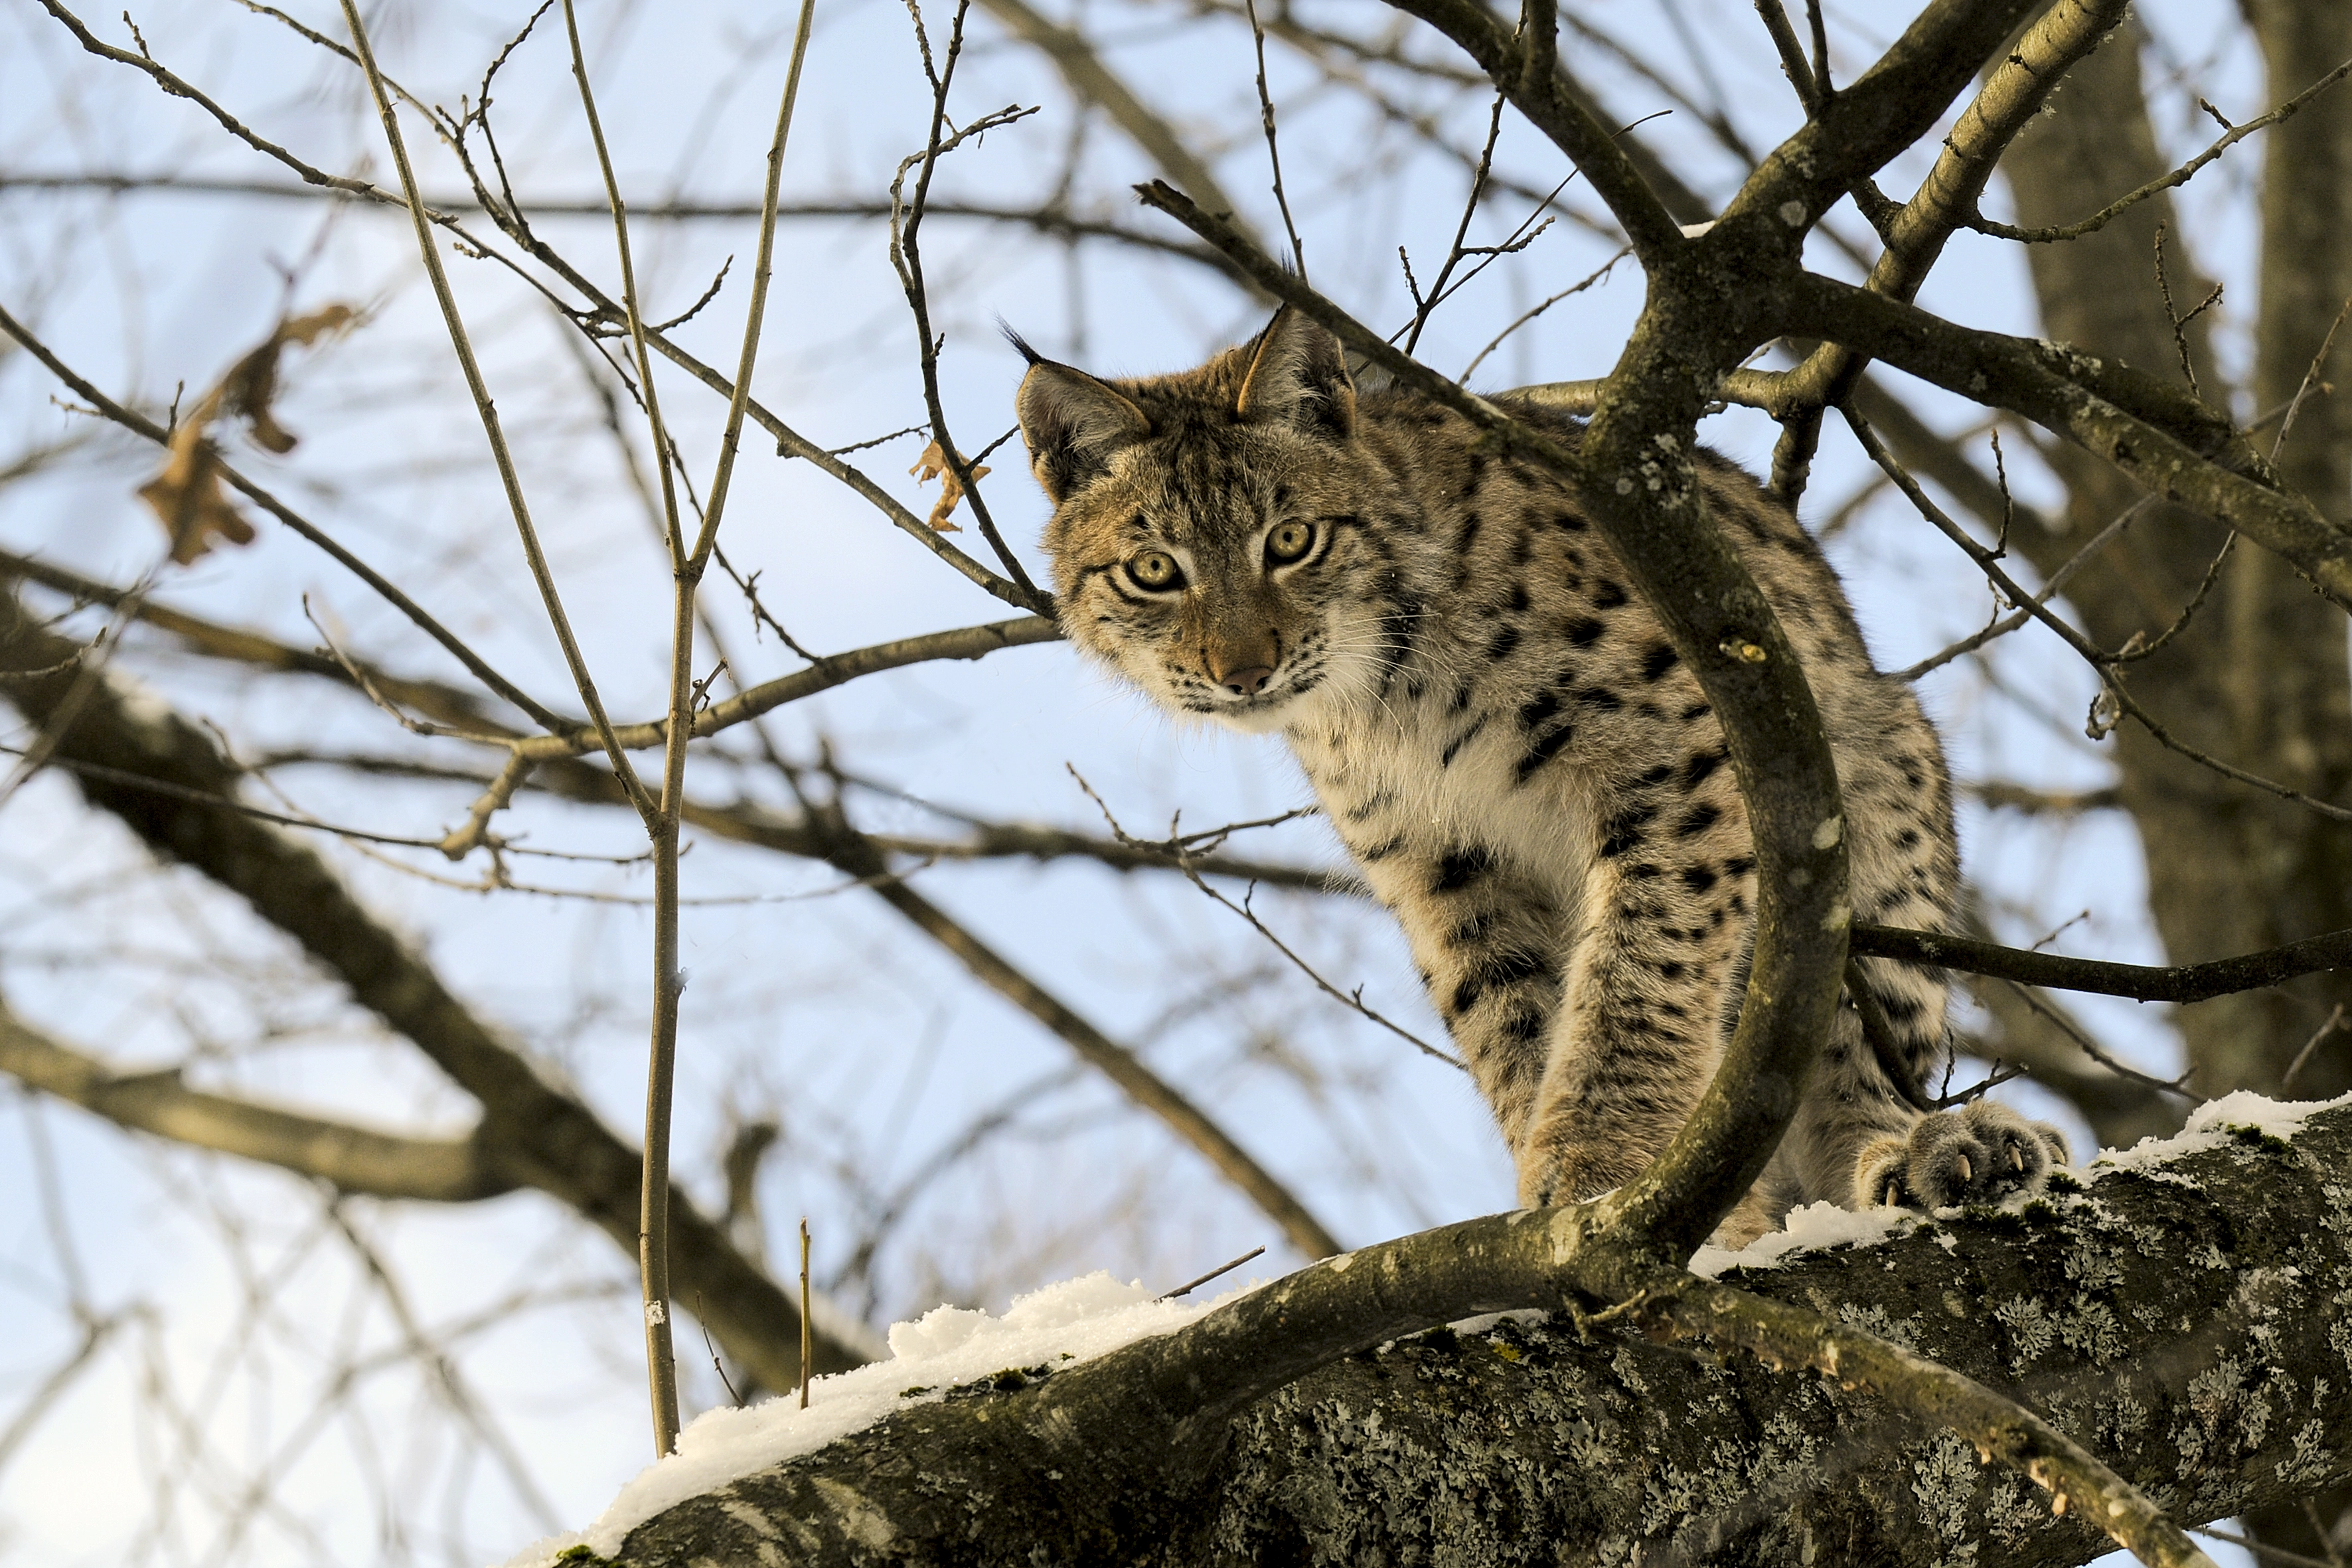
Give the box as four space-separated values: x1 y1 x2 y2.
1855 1101 2071 1212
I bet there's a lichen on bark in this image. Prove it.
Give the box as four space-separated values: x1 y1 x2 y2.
609 1103 2352 1567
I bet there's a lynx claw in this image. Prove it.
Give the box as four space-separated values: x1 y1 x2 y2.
1855 1101 2069 1212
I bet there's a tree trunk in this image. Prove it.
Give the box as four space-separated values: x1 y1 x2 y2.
1999 17 2352 1103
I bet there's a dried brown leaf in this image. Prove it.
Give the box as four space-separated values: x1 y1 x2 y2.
135 305 358 564
137 395 254 565
221 304 358 454
908 438 989 532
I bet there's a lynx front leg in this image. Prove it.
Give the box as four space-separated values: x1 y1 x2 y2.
1379 842 1570 1155
1518 861 1737 1208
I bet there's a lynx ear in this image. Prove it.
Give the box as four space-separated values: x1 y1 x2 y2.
1014 354 1150 505
1235 307 1355 442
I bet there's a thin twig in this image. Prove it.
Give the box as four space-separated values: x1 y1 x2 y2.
2191 1522 2341 1568
336 0 651 814
1460 247 1628 380
2003 981 2199 1101
2282 1003 2347 1089
888 1 1046 600
2152 221 2221 399
1852 406 2352 823
2112 534 2236 665
2271 295 2352 461
1972 57 2352 243
1243 0 1306 277
1069 769 1462 1070
1158 1245 1266 1300
799 1218 813 1409
1400 92 1508 354
697 1308 747 1409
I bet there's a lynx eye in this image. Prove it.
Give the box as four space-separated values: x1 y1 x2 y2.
1265 520 1315 565
1125 550 1184 591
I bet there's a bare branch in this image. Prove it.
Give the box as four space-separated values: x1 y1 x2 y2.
1 1002 515 1202
0 303 576 734
1974 56 2352 244
337 0 653 813
1852 921 2352 1006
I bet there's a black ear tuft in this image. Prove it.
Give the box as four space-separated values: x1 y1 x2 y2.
1015 359 1150 505
1000 320 1046 366
1235 307 1355 442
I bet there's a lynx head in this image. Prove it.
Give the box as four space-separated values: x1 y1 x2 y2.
1016 309 1400 734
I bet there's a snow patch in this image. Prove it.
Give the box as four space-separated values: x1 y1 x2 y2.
1689 1201 1917 1279
1449 1308 1552 1335
503 1271 1256 1567
2087 1089 2352 1180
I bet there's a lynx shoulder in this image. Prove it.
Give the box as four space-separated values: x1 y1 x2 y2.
1016 308 2065 1237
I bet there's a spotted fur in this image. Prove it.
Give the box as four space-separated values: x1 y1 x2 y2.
1018 309 2063 1239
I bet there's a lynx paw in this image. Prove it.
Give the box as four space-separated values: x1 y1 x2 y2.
1854 1101 2069 1211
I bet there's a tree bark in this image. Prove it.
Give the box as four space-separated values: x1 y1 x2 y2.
594 1100 2352 1567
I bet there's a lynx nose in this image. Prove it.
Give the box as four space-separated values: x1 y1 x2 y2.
1219 666 1275 696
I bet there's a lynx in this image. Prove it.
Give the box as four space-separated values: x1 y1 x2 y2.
1016 308 2066 1241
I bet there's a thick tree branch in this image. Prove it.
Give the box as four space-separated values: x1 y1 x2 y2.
1767 0 2130 493
0 1001 516 1203
1782 276 2352 611
599 1101 2352 1567
1711 0 2047 236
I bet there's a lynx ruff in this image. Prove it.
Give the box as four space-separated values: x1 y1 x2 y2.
1014 309 2065 1243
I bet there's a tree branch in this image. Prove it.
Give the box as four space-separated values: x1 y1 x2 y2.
598 1101 2352 1567
0 1002 515 1203
1782 275 2352 611
0 611 886 1388
1765 0 2130 497
1853 921 2352 1005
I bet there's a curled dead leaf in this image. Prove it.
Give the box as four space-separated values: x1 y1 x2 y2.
136 305 360 564
138 408 254 565
222 304 357 453
908 437 989 532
